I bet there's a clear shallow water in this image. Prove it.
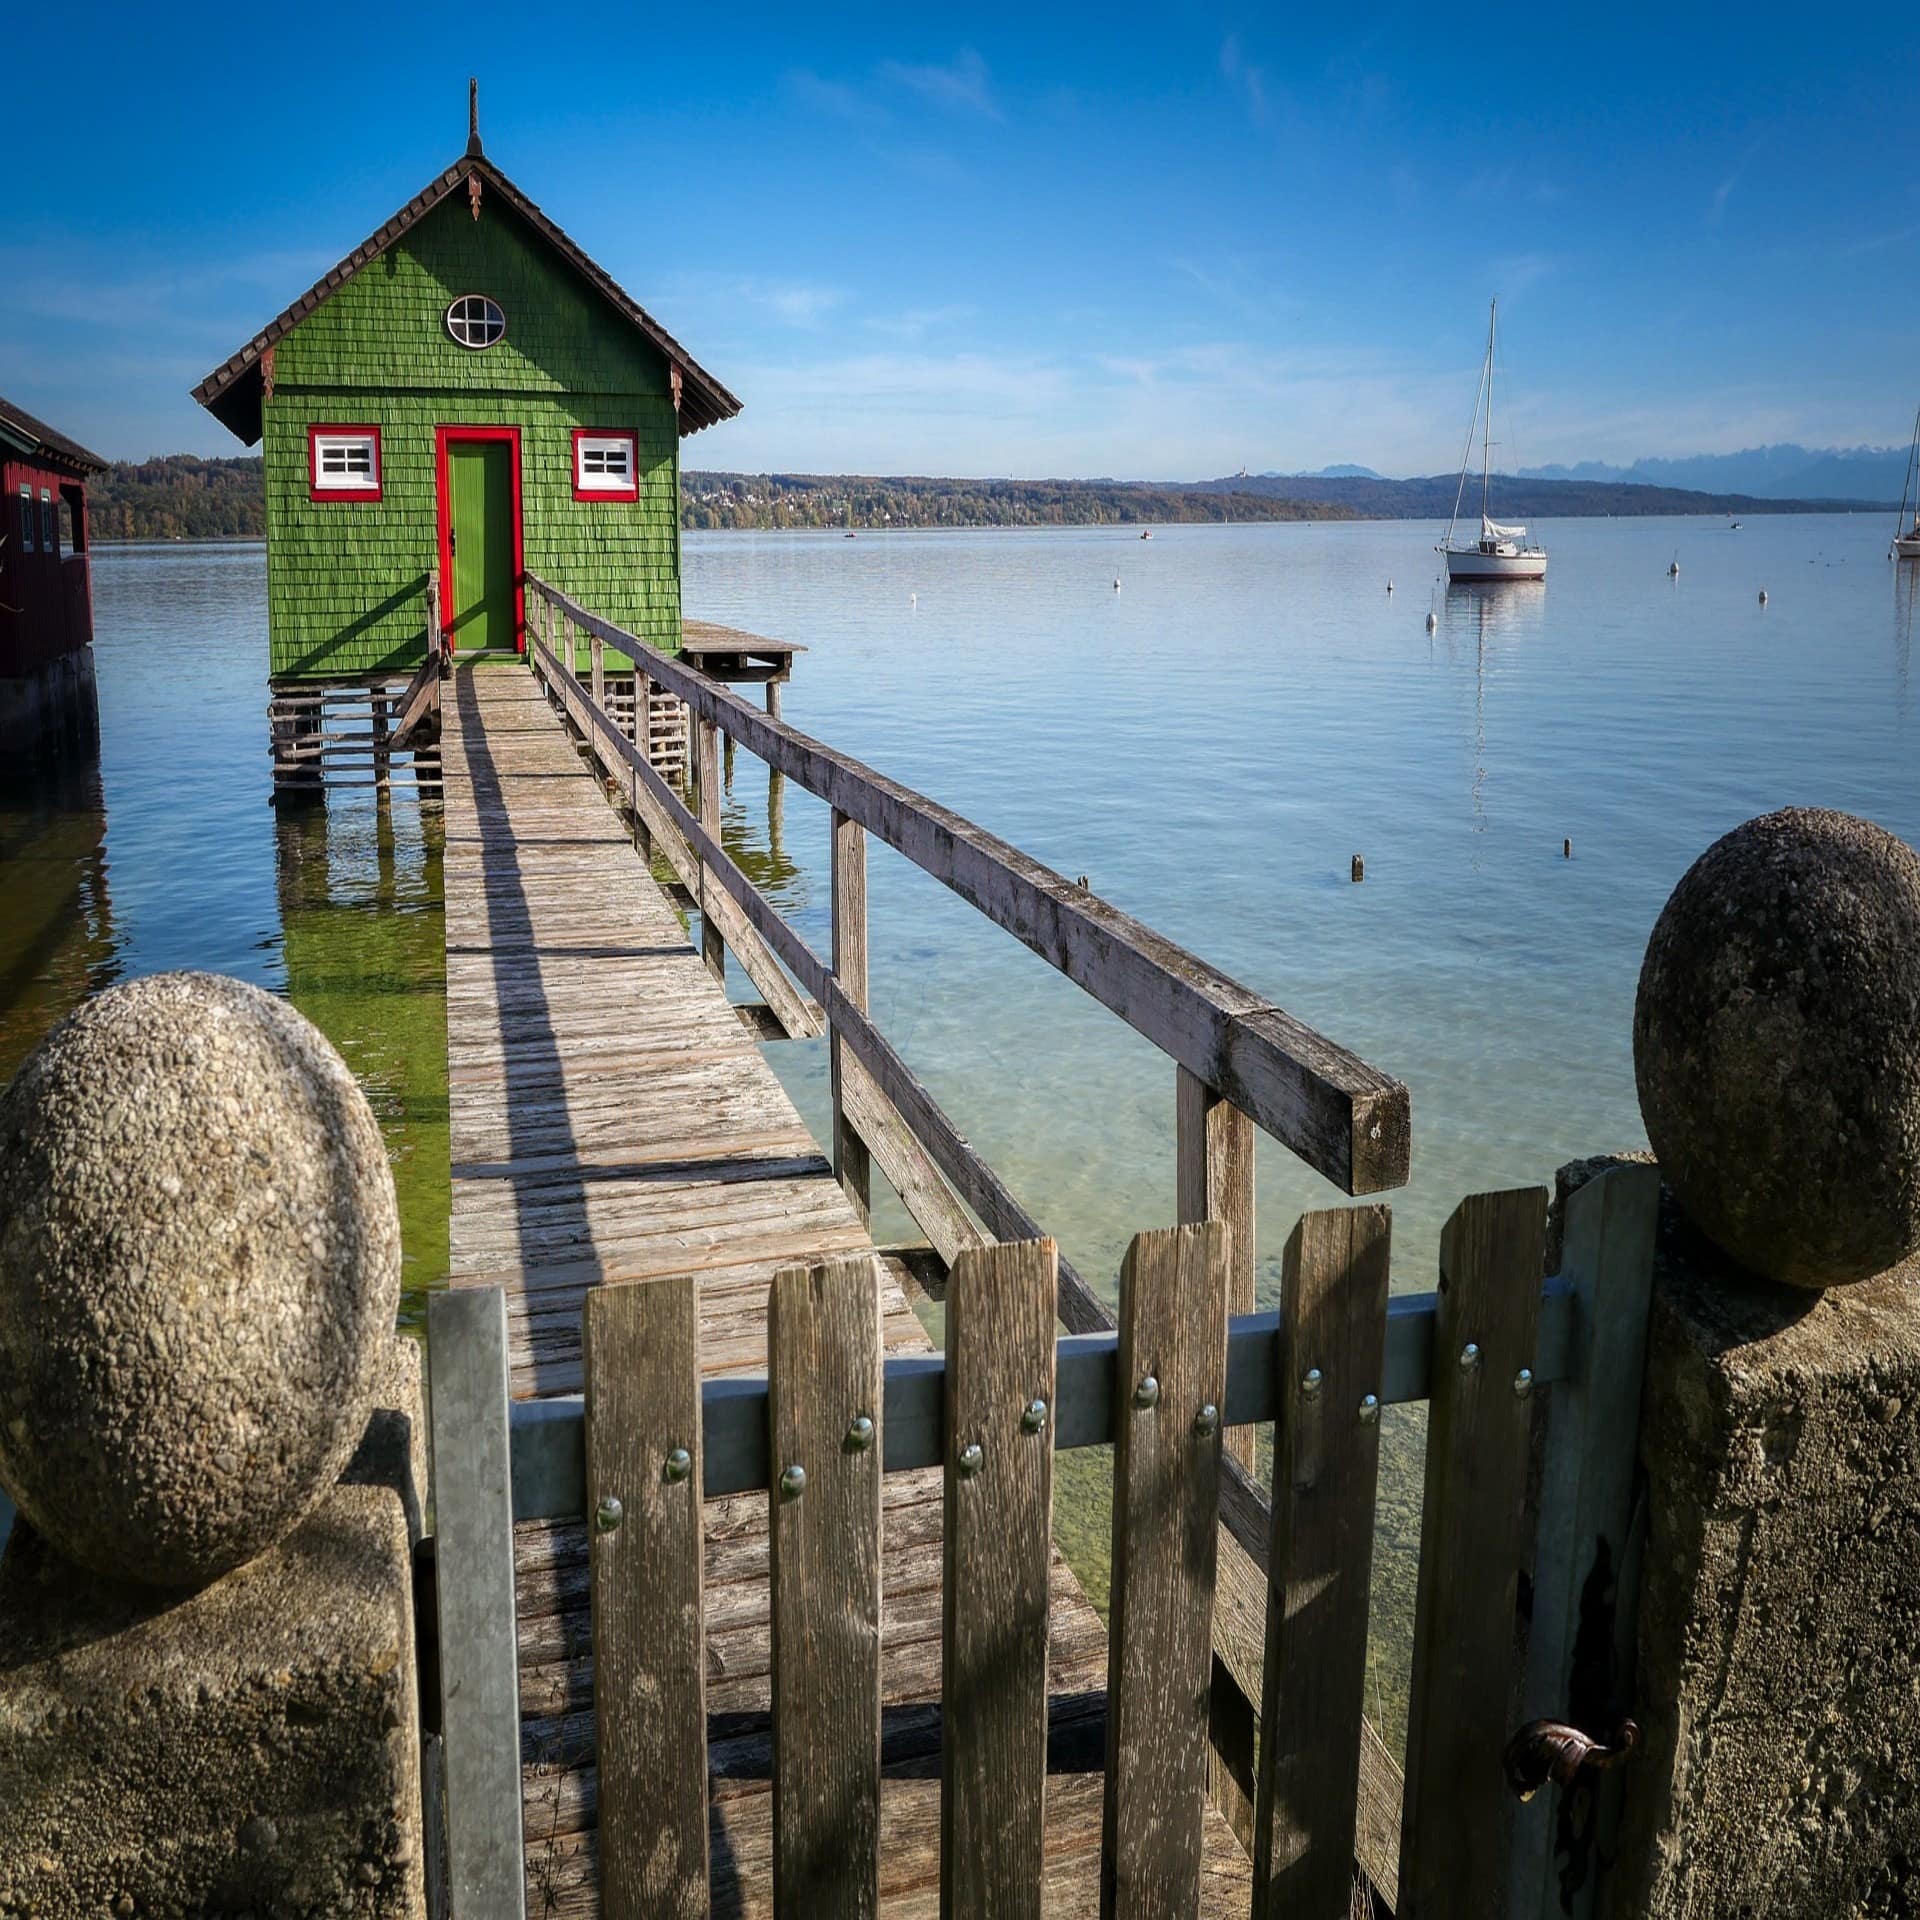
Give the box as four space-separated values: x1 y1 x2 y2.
4 519 1915 1730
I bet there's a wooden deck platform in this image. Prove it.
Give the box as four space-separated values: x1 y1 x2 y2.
439 662 1255 1916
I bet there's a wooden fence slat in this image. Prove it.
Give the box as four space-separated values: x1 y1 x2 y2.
426 1285 527 1920
941 1238 1059 1920
584 1278 710 1919
768 1253 884 1920
1509 1162 1660 1919
1101 1222 1231 1920
1253 1204 1394 1920
832 808 873 1225
1398 1187 1550 1920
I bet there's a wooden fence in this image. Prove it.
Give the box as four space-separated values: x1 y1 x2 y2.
430 1161 1660 1919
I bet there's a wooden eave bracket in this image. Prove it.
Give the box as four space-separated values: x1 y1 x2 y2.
468 172 483 221
670 365 684 414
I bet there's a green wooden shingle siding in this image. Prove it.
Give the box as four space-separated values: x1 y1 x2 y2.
262 191 680 679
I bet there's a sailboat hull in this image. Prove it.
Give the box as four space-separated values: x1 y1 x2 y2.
1444 547 1548 581
1895 534 1920 560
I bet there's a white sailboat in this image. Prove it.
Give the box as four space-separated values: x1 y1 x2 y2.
1893 405 1920 560
1439 299 1547 582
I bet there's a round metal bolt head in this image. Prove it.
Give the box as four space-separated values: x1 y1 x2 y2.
1460 1342 1483 1372
1513 1368 1535 1399
958 1440 985 1477
1134 1374 1161 1409
779 1464 807 1499
595 1493 624 1534
1193 1403 1220 1437
845 1413 876 1452
1302 1366 1325 1398
1021 1397 1049 1433
1358 1394 1380 1424
663 1447 692 1483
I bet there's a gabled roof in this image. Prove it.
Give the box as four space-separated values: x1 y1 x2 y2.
191 149 742 446
0 396 108 474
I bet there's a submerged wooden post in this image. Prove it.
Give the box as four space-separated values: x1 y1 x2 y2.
766 678 783 721
831 809 872 1225
696 714 724 983
372 689 391 794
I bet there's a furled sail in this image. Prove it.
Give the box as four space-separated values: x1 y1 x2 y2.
1483 515 1527 540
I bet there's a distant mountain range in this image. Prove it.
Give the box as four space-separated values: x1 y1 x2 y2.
1517 443 1910 503
1185 470 1873 518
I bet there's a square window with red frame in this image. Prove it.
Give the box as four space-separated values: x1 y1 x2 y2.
573 430 639 502
309 427 383 500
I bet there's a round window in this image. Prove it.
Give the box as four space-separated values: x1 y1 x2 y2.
446 294 507 350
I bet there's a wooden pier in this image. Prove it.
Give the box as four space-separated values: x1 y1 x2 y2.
426 591 1663 1920
441 664 1251 1912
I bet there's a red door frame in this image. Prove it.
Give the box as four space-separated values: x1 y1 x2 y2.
434 425 525 654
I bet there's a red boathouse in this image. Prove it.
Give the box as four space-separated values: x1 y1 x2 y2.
0 396 106 764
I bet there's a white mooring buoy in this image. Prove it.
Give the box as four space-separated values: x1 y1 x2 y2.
1668 554 1681 577
1758 589 1769 605
1113 577 1121 591
1425 610 1438 633
1387 579 1395 594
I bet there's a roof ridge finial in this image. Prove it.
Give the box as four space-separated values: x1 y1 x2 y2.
467 77 483 158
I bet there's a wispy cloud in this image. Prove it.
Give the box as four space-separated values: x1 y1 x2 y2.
1708 171 1740 223
879 49 1002 121
782 68 888 126
1835 219 1920 259
1218 34 1268 123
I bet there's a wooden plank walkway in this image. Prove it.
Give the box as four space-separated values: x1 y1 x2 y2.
440 663 1256 1917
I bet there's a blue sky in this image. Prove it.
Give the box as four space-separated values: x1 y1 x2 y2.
5 2 1918 476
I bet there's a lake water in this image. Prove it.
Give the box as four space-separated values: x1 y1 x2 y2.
6 515 1915 1730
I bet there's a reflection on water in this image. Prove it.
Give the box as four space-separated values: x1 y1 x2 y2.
0 544 448 1330
0 759 120 1084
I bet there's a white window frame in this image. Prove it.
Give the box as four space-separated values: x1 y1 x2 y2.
310 428 382 499
446 294 507 350
18 485 34 554
573 430 639 499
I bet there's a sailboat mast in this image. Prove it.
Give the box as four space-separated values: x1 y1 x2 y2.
1481 299 1496 525
1442 309 1494 552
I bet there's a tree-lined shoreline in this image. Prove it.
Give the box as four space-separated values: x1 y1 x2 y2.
81 453 1870 543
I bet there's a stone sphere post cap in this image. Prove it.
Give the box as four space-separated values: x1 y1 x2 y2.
0 971 401 1586
1634 808 1920 1289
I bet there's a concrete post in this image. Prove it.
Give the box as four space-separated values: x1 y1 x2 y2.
1604 1214 1920 1918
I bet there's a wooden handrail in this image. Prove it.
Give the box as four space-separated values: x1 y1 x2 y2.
525 572 1410 1198
391 571 443 746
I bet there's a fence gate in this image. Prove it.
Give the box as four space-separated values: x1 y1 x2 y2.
426 1161 1660 1920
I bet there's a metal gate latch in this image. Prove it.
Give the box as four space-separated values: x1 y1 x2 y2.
1502 1718 1640 1802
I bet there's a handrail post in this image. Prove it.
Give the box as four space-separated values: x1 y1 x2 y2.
695 714 724 984
1175 1067 1256 1461
831 807 872 1224
590 629 605 711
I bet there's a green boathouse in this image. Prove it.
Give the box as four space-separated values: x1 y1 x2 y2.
193 102 738 684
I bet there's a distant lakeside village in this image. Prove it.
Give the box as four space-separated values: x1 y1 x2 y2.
79 449 1893 542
